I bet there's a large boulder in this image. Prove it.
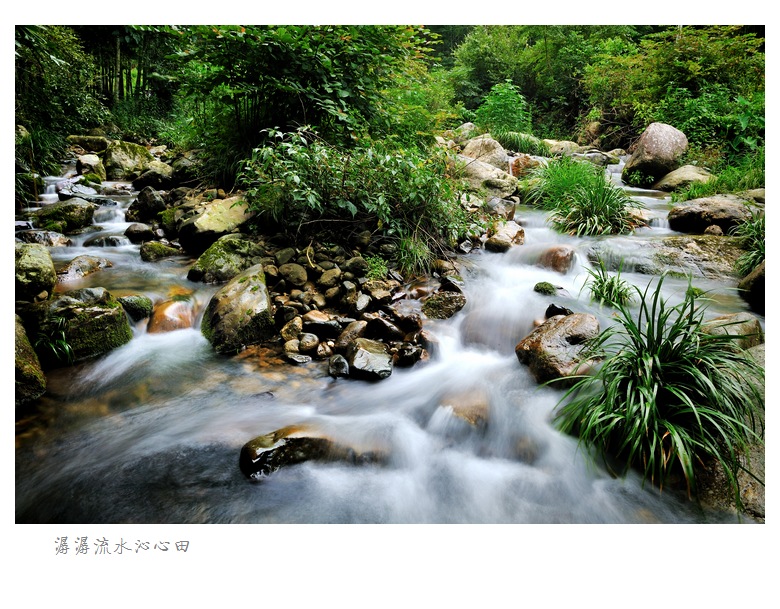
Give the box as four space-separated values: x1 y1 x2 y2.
668 195 754 234
66 134 110 152
103 140 155 180
39 287 133 363
15 315 46 407
456 154 518 199
139 241 181 262
178 195 257 256
187 234 266 283
32 197 97 233
461 135 510 172
622 122 688 187
515 313 600 385
200 264 276 354
15 243 56 302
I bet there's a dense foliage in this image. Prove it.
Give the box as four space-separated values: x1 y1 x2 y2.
238 128 474 275
555 276 764 508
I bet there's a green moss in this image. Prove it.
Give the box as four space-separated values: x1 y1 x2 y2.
534 281 559 296
82 172 103 185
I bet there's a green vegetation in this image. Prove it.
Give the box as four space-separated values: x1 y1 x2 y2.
34 316 74 366
583 259 632 307
365 255 389 280
672 146 765 202
554 275 764 508
473 81 532 133
238 128 471 275
526 157 644 236
732 211 765 277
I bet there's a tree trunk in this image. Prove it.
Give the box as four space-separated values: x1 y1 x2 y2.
114 36 120 106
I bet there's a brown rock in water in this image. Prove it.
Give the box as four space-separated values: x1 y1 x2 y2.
515 313 600 385
147 300 195 333
537 245 576 274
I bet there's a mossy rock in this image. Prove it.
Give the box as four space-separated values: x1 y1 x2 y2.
140 241 181 262
15 315 46 406
118 294 154 321
187 234 266 283
33 198 97 234
534 281 559 296
422 292 467 320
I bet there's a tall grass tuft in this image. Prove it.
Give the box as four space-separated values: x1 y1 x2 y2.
554 275 764 509
525 156 602 211
732 210 765 277
583 258 633 307
491 129 551 157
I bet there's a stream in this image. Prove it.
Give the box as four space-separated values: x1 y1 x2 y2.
15 163 760 524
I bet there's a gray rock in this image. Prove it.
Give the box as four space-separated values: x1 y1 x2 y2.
56 254 112 283
668 195 754 234
15 315 46 406
653 165 714 192
738 260 765 314
461 135 510 172
346 337 393 380
187 234 265 283
485 220 525 253
177 195 257 256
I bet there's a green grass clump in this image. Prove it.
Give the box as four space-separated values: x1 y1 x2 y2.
525 156 602 211
672 146 765 202
365 255 389 280
583 259 632 307
554 275 764 509
732 211 765 277
491 129 551 157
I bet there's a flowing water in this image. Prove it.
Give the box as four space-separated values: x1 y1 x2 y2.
15 168 759 524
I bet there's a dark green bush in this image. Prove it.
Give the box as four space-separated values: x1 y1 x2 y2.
554 275 764 509
238 128 472 275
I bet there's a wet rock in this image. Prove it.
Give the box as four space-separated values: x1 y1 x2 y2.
178 195 257 256
317 267 342 289
76 153 107 182
118 294 154 321
485 220 525 253
534 282 562 296
653 165 714 192
438 388 490 429
738 260 765 315
41 287 133 362
335 320 368 351
278 263 308 288
140 241 181 262
84 235 132 248
298 332 320 353
328 354 350 378
15 230 73 247
201 264 276 354
346 338 393 380
515 313 600 386
126 186 166 223
280 316 303 342
15 315 46 407
56 254 112 283
668 195 755 235
124 223 155 244
147 299 195 333
421 291 467 320
33 197 97 233
537 245 576 274
364 313 405 342
301 310 342 339
132 160 174 190
15 243 56 302
392 343 425 367
622 122 688 187
103 140 155 180
545 304 574 318
239 425 384 480
187 234 265 283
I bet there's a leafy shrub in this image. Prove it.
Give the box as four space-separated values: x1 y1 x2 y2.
474 80 532 133
732 211 765 277
554 275 764 509
583 259 632 307
34 316 74 366
238 128 471 276
365 255 389 280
